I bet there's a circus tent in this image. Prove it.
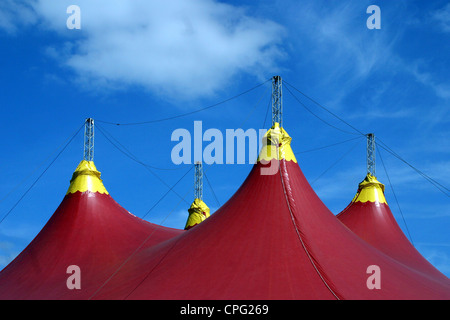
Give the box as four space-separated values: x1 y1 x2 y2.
0 119 449 299
86 124 450 300
337 173 449 282
0 160 182 300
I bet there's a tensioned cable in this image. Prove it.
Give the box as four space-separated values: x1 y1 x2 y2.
122 232 185 300
91 162 216 299
237 83 271 129
204 170 221 207
377 147 415 245
376 139 450 198
0 126 86 205
284 80 448 198
140 166 193 220
284 84 362 136
262 94 271 129
96 124 190 206
285 85 362 136
284 81 366 136
122 191 190 300
123 155 343 299
296 136 363 154
0 123 84 225
120 163 220 299
310 140 362 186
139 162 216 220
96 123 183 171
89 185 192 300
96 79 272 126
284 79 448 197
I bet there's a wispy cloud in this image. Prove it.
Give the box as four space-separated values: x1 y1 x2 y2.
0 223 40 240
431 3 450 33
0 231 33 269
0 0 37 34
279 0 450 127
14 0 285 100
348 108 416 120
276 1 409 112
408 61 450 100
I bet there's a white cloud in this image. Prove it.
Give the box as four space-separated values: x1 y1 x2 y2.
0 223 39 240
348 108 416 121
432 3 450 33
408 62 450 100
0 0 37 34
27 0 285 99
278 1 404 110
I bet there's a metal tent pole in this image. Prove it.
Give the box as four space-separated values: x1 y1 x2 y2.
271 75 283 127
84 118 94 161
367 133 376 176
194 161 203 200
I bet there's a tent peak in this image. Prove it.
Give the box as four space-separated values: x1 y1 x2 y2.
257 122 297 163
66 160 109 195
351 173 386 204
185 198 210 230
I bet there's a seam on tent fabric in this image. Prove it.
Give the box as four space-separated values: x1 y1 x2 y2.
123 235 184 300
278 159 342 300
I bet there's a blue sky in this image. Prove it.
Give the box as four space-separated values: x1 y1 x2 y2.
0 0 449 278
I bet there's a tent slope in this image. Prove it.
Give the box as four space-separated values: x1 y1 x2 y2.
0 160 182 300
1 128 448 300
93 160 339 300
337 174 448 282
92 124 450 300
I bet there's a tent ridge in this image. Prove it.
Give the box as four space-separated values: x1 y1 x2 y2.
278 159 342 300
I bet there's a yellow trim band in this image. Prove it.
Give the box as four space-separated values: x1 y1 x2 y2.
185 198 210 230
257 123 297 163
352 174 387 204
66 160 109 195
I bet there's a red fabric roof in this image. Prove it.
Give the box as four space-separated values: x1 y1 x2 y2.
91 160 450 300
1 128 449 299
337 184 448 282
0 191 182 299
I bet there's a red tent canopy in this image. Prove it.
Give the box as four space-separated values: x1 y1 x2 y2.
90 124 450 300
1 125 449 300
337 174 448 282
0 160 182 299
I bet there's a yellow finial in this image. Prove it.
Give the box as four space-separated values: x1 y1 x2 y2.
257 122 297 163
352 174 387 204
185 198 210 230
66 160 109 195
